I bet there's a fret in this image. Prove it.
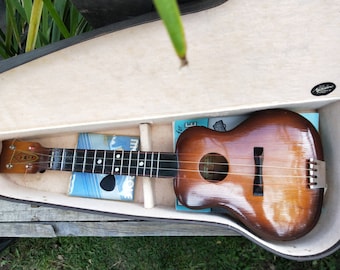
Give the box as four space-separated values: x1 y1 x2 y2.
128 151 132 176
82 149 87 173
60 149 65 171
136 151 140 176
120 150 124 175
110 150 116 175
71 149 76 172
49 150 54 169
156 152 160 178
150 152 154 177
102 150 107 174
143 152 147 176
92 150 97 173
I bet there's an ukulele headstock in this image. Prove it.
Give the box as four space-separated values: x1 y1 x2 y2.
0 140 49 174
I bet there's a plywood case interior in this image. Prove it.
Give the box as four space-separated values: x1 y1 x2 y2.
0 0 339 260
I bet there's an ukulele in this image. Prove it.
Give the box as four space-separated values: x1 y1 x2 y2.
0 109 325 241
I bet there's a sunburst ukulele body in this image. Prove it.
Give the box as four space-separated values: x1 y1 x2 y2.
175 109 325 240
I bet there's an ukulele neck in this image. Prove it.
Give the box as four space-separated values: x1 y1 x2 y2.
48 148 178 178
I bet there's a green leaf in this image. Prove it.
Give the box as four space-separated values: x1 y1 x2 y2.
22 0 33 22
10 0 29 22
0 45 8 59
69 4 80 35
153 0 188 66
76 19 89 35
40 4 51 42
43 0 71 40
25 0 44 52
5 0 22 51
0 0 91 58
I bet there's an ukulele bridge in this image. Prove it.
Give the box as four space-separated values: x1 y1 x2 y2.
307 158 326 190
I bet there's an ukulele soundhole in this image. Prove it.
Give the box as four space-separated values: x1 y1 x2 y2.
199 153 228 182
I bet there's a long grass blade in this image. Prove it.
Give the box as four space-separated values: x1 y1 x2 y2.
5 0 22 51
0 0 90 59
0 48 7 59
69 4 79 35
0 29 9 58
153 0 188 66
40 4 50 42
10 0 28 22
43 0 71 40
22 0 33 22
76 18 91 35
25 0 43 52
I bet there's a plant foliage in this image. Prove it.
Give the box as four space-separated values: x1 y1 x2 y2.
1 0 186 64
0 0 91 59
1 236 339 269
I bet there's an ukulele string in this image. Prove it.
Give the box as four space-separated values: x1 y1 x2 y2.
8 163 317 191
13 158 315 177
12 158 318 183
23 150 316 173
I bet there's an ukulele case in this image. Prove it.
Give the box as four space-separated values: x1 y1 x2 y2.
0 0 340 261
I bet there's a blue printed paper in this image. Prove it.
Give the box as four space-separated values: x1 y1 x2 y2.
69 133 139 201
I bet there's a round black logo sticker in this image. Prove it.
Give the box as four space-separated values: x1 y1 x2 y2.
311 82 336 96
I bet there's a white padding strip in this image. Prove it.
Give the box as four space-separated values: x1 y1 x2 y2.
139 123 155 209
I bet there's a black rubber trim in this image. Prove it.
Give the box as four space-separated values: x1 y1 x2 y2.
0 238 16 253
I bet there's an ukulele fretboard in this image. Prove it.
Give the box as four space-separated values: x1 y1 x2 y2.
49 148 178 178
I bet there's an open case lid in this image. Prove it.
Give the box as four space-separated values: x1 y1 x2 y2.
0 0 339 139
0 0 340 261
